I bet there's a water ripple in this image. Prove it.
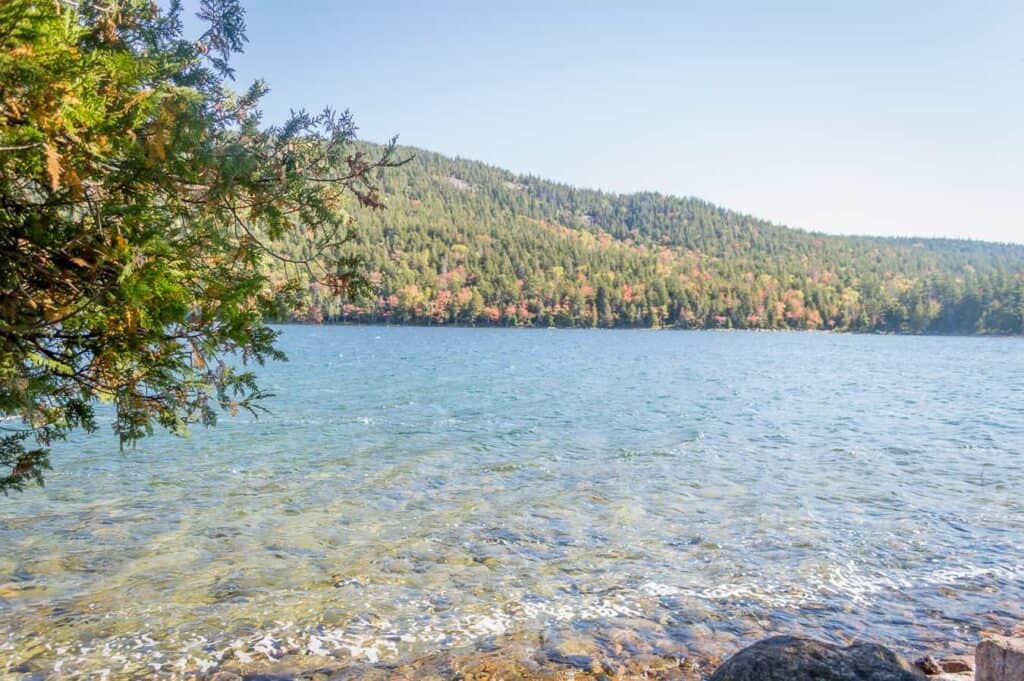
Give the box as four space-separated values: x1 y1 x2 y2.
2 327 1022 678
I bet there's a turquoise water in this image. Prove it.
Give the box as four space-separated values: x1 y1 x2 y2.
2 326 1023 678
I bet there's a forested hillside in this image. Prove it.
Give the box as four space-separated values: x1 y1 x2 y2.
283 144 1024 333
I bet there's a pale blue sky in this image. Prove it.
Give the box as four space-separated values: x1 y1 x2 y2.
186 1 1022 243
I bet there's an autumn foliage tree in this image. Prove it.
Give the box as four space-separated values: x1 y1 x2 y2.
0 0 401 493
280 143 1024 334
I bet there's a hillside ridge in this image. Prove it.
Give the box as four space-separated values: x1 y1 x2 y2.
284 143 1024 333
386 143 1023 251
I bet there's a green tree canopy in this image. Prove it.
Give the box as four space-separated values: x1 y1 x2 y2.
0 0 400 493
278 143 1024 335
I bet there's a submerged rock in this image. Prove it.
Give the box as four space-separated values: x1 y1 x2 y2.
977 636 1024 681
915 652 973 678
937 655 974 674
709 635 926 681
917 656 944 675
208 673 242 681
540 627 603 673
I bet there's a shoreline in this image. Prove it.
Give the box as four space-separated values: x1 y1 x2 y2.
193 623 992 681
6 612 1013 680
268 320 1024 338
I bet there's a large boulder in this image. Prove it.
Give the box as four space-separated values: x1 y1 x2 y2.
709 635 927 681
977 636 1024 681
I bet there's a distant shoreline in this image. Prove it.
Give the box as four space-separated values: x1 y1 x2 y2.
271 320 1024 338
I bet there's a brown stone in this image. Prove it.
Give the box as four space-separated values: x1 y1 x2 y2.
938 656 973 674
917 656 943 675
977 636 1024 681
208 673 243 681
652 637 689 658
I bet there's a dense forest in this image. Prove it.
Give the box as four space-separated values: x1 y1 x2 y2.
279 144 1024 333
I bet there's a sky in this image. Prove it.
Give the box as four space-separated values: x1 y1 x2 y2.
183 1 1023 243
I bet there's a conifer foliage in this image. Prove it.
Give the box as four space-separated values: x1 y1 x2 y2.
295 145 1024 336
0 0 399 493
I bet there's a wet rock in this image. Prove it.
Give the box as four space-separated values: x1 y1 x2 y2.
917 656 943 675
208 673 242 681
689 623 714 641
977 636 1024 681
598 626 651 657
624 653 676 673
542 628 601 655
10 673 45 681
708 635 926 681
545 651 596 672
652 637 689 659
938 656 973 674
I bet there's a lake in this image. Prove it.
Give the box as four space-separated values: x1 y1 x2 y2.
2 326 1023 678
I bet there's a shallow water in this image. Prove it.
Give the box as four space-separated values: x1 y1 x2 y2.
2 326 1023 678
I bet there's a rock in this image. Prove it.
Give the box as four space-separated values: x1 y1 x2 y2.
652 637 689 658
938 656 973 674
544 651 595 672
208 673 243 681
977 636 1024 681
540 628 603 673
709 635 927 681
917 656 943 675
623 653 676 673
602 626 646 655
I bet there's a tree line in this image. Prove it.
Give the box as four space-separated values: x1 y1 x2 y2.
283 145 1024 334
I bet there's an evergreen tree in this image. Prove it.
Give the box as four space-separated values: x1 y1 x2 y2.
293 143 1023 336
0 0 401 492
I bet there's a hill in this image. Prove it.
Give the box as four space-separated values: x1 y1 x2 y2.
284 144 1024 333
